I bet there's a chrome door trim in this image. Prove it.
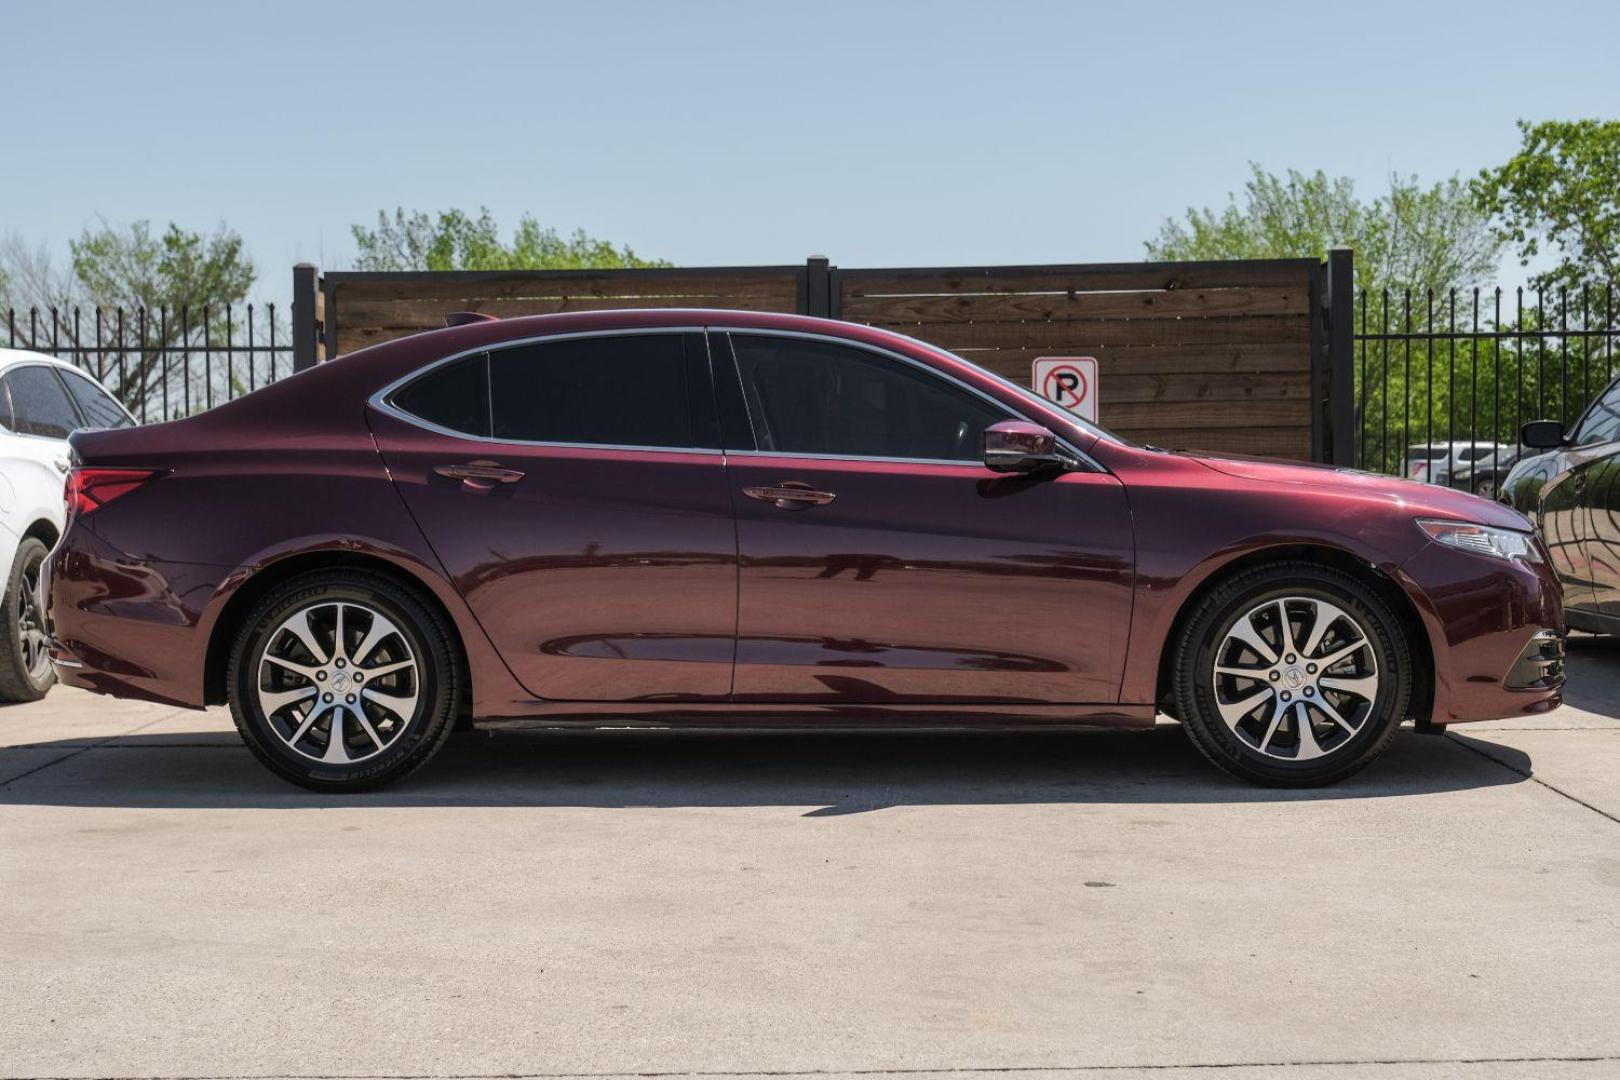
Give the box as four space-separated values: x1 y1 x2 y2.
369 324 1105 472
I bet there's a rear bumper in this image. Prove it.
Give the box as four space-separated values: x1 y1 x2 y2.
1400 541 1565 724
46 522 228 709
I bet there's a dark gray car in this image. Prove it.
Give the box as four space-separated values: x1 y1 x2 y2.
1502 376 1620 633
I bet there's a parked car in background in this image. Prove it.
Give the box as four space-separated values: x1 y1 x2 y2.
48 311 1564 791
0 348 133 701
1405 441 1518 489
1501 374 1620 635
1449 445 1523 499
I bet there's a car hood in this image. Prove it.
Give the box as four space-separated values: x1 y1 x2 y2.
1184 452 1533 531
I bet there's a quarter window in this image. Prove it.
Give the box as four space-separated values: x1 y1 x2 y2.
728 334 1007 461
3 365 82 439
393 355 491 437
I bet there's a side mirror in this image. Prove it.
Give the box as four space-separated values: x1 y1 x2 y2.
1521 419 1566 450
983 420 1069 474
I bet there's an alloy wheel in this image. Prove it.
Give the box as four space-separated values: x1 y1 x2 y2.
1210 595 1380 761
256 600 421 764
16 553 50 685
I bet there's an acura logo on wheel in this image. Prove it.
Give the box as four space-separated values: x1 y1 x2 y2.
330 670 354 693
1282 667 1305 689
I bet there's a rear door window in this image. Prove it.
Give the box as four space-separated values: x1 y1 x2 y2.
58 370 134 429
4 365 83 439
488 333 716 449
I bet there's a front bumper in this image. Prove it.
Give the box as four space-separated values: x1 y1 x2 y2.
1400 539 1565 724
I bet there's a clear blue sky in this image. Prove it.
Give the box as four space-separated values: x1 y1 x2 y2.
4 0 1615 298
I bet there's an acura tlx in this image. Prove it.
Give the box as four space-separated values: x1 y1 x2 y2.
47 309 1564 791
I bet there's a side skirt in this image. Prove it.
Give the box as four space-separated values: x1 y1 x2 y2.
473 702 1157 731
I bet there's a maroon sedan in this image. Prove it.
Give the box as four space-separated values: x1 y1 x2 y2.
47 310 1564 791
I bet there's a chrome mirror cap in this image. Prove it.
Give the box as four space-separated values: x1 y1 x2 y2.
983 420 1069 474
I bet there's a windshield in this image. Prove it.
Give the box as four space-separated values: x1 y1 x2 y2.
908 336 1136 447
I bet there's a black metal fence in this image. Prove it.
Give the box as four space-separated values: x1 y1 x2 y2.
1355 285 1619 486
4 304 294 423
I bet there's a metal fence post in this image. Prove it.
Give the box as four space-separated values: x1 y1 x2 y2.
804 256 832 318
292 263 319 370
1325 246 1356 466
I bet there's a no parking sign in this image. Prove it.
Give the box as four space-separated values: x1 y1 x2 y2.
1032 357 1098 422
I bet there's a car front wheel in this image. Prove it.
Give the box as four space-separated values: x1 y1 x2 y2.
1172 561 1411 786
226 570 460 792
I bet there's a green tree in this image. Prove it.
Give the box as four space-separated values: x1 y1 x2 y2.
1149 165 1511 472
351 207 668 271
67 220 258 416
1145 164 1501 293
70 219 255 313
1475 119 1620 293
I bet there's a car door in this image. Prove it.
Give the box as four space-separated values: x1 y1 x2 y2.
715 331 1134 706
369 330 738 703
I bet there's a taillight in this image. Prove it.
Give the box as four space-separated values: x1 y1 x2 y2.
65 467 156 516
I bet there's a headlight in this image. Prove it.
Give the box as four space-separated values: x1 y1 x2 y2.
1417 518 1542 563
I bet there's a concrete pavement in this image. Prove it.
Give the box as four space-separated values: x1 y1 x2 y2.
2 640 1618 1080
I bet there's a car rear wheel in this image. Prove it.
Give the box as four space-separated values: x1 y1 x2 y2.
1172 561 1411 786
227 570 460 792
0 536 56 702
1473 477 1498 500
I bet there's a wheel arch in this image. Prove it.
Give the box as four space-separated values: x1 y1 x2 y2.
1153 543 1434 724
202 549 470 711
22 517 59 549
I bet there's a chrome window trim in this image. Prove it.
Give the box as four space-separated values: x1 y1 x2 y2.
370 324 1104 472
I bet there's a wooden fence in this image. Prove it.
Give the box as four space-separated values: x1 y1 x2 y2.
296 254 1354 463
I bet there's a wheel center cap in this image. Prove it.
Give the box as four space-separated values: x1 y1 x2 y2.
1281 667 1306 689
330 669 354 693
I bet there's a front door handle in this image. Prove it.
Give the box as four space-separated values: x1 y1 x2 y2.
743 481 837 511
434 461 525 491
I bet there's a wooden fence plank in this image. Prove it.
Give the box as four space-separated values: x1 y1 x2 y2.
329 270 800 304
1089 399 1303 429
839 262 1313 298
894 315 1310 351
843 286 1308 323
340 294 793 332
950 344 1311 378
1097 371 1309 404
1103 426 1312 459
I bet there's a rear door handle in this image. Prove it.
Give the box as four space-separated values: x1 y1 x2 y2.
434 462 525 491
743 481 837 511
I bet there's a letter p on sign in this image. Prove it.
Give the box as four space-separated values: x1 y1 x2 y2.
1032 357 1098 422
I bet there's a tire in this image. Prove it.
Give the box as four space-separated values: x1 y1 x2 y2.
1172 561 1411 787
226 570 460 792
1473 477 1498 500
0 536 57 703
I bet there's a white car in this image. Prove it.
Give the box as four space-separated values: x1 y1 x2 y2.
0 347 134 701
1404 440 1517 488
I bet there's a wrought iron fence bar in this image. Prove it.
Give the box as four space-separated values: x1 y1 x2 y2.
1351 283 1620 484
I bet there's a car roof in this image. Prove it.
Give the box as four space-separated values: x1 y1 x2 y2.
0 346 89 374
